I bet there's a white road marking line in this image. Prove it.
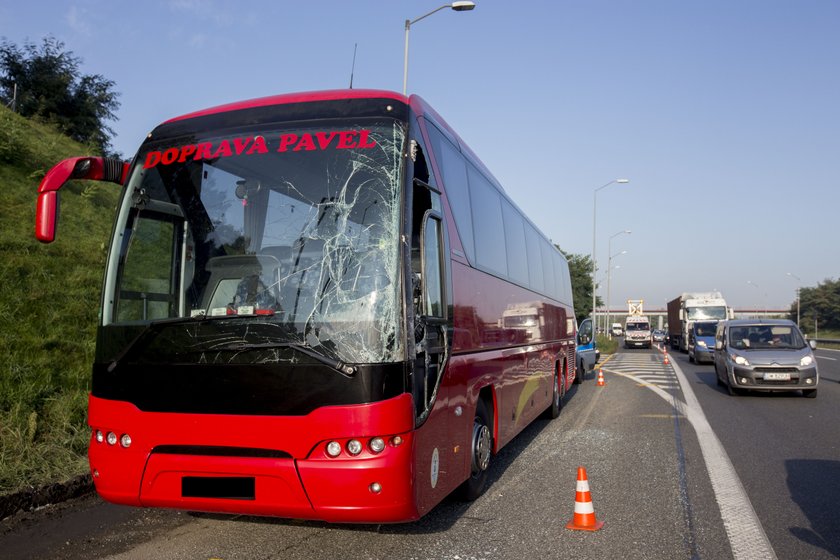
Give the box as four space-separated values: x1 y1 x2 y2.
670 359 778 560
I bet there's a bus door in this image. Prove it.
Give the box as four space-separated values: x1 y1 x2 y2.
408 140 456 509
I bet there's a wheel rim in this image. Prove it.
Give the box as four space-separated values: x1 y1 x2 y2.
471 421 491 474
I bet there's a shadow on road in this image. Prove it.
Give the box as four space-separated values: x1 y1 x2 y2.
786 459 840 558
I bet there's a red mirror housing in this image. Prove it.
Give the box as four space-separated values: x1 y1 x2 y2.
35 157 128 243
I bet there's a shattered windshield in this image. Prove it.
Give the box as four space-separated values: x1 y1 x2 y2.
105 119 406 364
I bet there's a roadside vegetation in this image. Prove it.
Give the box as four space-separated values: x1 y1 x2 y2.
0 105 119 494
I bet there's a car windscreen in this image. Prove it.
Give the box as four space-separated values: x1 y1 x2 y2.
727 325 806 350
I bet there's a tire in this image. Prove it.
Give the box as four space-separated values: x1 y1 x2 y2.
574 359 584 385
803 389 817 398
715 364 725 387
726 373 743 396
689 351 694 363
545 365 565 419
456 399 494 501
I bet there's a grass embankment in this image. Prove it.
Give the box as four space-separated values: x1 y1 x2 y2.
596 333 618 355
0 106 119 495
815 329 840 350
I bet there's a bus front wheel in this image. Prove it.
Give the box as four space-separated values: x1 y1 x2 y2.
456 399 493 501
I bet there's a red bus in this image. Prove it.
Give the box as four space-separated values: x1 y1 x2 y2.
35 89 580 523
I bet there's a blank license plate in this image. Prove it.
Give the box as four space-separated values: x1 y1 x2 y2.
763 372 791 381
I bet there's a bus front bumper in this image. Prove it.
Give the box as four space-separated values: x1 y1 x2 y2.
87 394 420 523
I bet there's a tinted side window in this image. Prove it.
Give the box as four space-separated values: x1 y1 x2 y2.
524 224 544 293
467 163 507 277
425 123 474 263
501 199 528 285
540 240 556 299
554 253 571 304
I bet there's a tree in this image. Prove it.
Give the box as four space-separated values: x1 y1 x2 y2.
798 278 840 332
556 247 602 322
0 36 120 155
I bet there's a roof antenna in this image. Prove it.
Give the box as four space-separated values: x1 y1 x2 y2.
349 43 358 89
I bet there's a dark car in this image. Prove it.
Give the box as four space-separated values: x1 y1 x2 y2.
713 319 818 397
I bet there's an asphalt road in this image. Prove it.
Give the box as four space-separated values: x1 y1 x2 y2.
3 345 838 559
676 344 840 559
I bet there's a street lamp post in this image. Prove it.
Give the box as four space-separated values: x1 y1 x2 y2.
605 230 630 336
786 272 801 327
403 2 475 95
607 254 629 338
591 179 630 324
746 280 767 316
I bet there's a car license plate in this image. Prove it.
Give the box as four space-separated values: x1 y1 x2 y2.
763 372 791 381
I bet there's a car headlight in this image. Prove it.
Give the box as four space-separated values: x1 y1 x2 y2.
732 354 750 366
801 355 813 366
697 340 707 348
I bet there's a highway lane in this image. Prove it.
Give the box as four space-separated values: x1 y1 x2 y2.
1 355 734 560
674 345 840 559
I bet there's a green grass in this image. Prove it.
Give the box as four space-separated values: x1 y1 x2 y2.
596 333 618 355
814 329 840 350
0 106 120 494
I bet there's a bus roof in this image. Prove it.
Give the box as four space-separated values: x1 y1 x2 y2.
164 89 409 124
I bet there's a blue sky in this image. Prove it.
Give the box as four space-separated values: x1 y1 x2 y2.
3 0 838 314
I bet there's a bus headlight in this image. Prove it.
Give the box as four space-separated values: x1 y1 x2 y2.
119 434 132 448
326 441 342 457
369 437 385 454
106 432 118 446
346 439 363 456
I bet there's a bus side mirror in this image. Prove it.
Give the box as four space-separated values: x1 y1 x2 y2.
35 190 60 243
35 157 128 243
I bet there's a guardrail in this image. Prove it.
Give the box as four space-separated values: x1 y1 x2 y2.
814 338 840 345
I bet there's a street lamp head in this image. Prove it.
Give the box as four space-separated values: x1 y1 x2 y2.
451 1 476 11
616 178 630 184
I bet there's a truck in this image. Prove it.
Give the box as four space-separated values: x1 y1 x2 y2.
610 322 623 337
624 315 652 349
667 292 732 352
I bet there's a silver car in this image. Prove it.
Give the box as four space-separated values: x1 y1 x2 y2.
713 319 818 398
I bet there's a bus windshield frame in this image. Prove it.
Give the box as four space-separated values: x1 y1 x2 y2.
103 117 407 365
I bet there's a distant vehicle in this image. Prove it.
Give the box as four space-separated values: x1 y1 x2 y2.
687 321 718 364
611 323 623 337
667 292 732 352
624 316 652 349
652 329 666 343
713 319 818 398
575 318 599 382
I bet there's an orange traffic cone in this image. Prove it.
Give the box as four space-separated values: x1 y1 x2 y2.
663 349 670 365
596 369 605 386
566 466 604 531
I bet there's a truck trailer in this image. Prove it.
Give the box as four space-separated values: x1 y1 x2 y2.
667 292 732 351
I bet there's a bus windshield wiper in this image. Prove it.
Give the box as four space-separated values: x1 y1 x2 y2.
218 341 357 377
